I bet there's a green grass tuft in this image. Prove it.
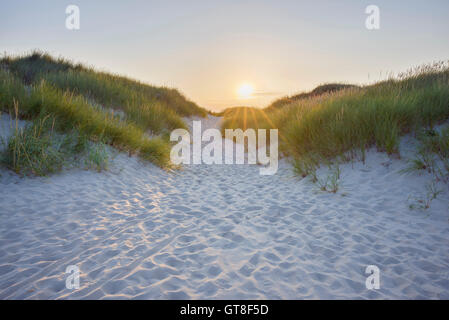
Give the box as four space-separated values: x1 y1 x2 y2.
84 142 109 172
1 115 64 176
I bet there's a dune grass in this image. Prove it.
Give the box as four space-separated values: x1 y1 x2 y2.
84 142 109 172
406 126 449 183
0 70 171 172
266 83 358 111
1 113 111 176
1 51 207 133
0 51 204 174
221 62 449 176
1 115 65 176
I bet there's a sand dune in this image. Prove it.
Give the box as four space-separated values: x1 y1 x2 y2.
0 115 448 299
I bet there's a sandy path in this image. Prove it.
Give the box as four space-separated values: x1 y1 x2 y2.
0 115 448 299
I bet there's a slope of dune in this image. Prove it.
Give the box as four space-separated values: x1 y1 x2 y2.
0 52 210 172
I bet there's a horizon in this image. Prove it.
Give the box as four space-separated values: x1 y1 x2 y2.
1 0 449 111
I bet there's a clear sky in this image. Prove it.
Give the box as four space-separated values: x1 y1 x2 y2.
1 0 448 111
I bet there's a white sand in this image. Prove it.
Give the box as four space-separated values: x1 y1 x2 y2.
0 115 448 299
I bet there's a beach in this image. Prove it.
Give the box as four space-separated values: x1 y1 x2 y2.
1 115 448 299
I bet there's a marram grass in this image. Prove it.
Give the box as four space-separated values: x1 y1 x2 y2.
221 62 449 176
0 51 205 174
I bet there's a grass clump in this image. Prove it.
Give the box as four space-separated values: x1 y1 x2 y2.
316 163 341 193
408 180 443 211
140 138 172 168
0 108 111 176
84 142 109 172
1 115 64 176
406 126 449 184
402 125 449 210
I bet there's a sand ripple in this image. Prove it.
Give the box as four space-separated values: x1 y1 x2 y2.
1 117 449 299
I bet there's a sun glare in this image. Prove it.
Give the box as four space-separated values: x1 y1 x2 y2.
237 83 254 99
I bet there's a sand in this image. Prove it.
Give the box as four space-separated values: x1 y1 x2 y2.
0 115 448 299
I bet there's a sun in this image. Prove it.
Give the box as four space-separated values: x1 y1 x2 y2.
237 83 254 99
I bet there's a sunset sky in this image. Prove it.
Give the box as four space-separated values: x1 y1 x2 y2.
1 0 448 111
